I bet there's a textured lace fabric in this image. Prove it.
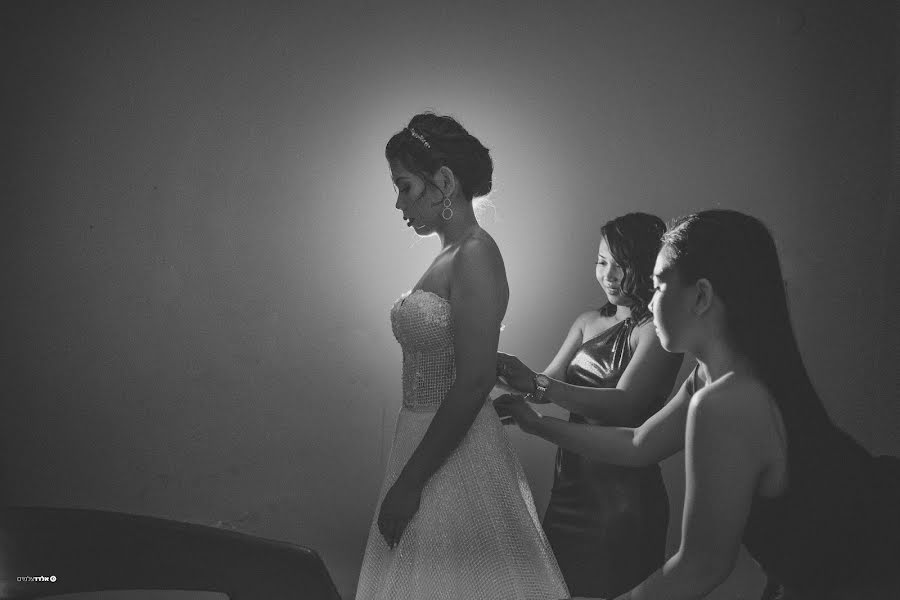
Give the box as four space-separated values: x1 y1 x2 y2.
354 289 569 600
391 289 455 411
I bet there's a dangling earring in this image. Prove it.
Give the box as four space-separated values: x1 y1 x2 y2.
441 195 453 221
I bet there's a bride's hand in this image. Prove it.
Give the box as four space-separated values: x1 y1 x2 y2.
493 394 541 434
496 352 537 393
377 476 422 550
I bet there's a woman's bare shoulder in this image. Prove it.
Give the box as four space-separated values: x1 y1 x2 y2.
453 229 503 266
578 309 619 339
691 372 775 428
631 316 658 342
449 230 508 304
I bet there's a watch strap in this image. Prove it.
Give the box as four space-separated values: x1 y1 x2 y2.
532 374 549 403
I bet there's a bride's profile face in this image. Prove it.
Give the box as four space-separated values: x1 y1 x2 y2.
390 160 442 236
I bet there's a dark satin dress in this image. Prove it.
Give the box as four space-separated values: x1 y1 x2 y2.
542 318 669 597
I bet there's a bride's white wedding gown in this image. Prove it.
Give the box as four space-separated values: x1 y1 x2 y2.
355 289 568 600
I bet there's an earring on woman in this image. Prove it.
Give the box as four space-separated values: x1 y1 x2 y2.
441 195 453 221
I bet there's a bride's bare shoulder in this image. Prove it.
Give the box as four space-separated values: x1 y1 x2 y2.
453 229 505 271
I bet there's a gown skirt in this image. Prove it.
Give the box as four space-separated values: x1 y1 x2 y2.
355 401 569 600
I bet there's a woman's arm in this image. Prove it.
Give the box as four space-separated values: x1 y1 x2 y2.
545 322 683 425
540 312 590 380
494 314 586 394
498 371 695 467
609 378 771 600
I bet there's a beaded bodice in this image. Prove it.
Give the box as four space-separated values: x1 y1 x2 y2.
390 289 455 411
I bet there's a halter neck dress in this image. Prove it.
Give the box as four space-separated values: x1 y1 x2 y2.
541 317 669 597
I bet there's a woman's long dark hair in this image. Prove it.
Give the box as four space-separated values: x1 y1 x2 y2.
661 210 831 429
599 212 666 323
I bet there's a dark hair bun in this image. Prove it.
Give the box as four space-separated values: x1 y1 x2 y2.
386 112 493 200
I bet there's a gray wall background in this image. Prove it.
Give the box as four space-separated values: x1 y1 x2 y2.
3 1 897 599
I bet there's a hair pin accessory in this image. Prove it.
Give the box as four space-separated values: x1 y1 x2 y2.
408 127 431 149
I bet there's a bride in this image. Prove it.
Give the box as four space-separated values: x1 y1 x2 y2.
355 112 568 600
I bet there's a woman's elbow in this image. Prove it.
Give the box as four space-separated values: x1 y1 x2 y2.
630 429 664 467
671 550 735 596
579 429 648 468
456 371 498 399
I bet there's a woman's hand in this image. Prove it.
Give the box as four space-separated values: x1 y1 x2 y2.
496 352 537 394
493 394 541 434
377 476 423 549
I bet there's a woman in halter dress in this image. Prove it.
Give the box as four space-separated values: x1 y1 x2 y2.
499 210 900 599
355 113 568 600
495 213 683 598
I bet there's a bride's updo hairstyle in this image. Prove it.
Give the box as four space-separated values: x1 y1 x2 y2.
385 112 493 201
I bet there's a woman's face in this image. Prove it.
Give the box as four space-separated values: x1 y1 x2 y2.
596 237 628 306
390 160 442 236
649 249 694 353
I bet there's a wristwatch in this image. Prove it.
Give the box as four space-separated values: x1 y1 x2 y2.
532 373 551 403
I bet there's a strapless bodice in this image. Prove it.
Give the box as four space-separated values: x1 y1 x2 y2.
390 289 455 411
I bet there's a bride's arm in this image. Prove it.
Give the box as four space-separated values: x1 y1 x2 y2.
396 236 508 488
